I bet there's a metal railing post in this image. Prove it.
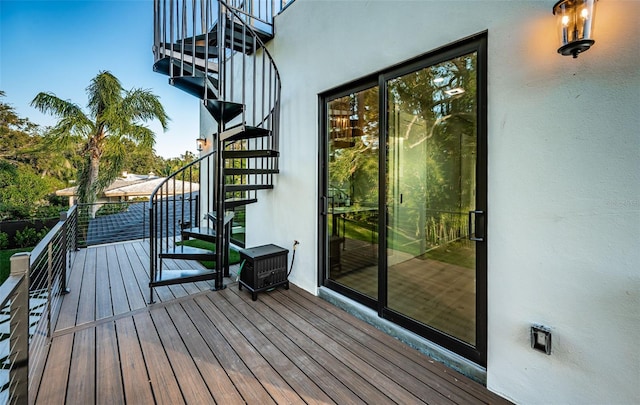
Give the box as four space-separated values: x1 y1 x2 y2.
148 200 156 304
47 243 53 338
9 253 30 404
59 210 70 294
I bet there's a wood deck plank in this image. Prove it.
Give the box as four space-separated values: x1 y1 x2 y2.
130 241 177 303
96 322 125 405
94 246 113 320
194 293 303 404
278 287 483 404
223 286 367 405
180 299 277 405
134 311 186 404
115 316 155 404
165 304 246 404
105 244 130 316
34 333 74 403
76 247 97 325
212 289 337 405
271 289 452 404
55 248 86 330
269 290 429 404
66 328 96 404
149 308 216 404
288 284 511 404
115 243 147 311
239 288 393 404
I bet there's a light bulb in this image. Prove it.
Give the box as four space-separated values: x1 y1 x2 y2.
581 8 589 19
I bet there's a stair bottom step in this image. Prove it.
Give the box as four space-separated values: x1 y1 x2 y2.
150 269 216 287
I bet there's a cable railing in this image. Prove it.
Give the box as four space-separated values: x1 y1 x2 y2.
0 205 77 404
76 201 151 248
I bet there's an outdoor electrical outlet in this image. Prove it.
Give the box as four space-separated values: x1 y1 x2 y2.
531 325 552 355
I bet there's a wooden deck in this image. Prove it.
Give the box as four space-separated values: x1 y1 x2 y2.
31 240 510 404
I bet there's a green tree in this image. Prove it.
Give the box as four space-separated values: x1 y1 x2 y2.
0 90 41 164
2 90 81 184
159 151 198 176
31 71 169 211
0 161 61 220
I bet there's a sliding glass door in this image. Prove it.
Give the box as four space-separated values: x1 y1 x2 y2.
385 52 481 347
325 85 380 301
321 34 486 364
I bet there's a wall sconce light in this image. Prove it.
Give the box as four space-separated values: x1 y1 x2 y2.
553 0 597 58
196 137 207 152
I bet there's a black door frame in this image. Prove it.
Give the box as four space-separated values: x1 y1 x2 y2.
319 32 488 366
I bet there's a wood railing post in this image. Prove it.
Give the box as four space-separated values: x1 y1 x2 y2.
9 252 30 404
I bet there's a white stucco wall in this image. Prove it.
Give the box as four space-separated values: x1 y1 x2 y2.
243 1 640 403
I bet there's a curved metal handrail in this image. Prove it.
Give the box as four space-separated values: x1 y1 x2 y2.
153 0 281 140
148 149 217 300
149 149 216 201
222 0 282 134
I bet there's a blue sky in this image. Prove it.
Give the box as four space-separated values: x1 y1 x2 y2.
0 0 199 158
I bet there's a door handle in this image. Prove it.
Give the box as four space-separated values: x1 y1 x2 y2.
468 210 485 242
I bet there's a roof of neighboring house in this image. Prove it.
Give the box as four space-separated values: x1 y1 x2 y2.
56 172 200 198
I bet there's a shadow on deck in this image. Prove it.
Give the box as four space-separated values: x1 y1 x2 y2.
31 240 509 404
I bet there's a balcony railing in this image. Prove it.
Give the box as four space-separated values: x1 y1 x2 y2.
0 206 77 404
76 201 151 248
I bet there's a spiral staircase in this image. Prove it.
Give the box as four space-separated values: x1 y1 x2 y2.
148 0 282 302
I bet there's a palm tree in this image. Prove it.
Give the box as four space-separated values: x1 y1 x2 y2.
31 71 169 213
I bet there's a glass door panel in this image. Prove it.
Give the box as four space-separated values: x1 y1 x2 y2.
386 52 478 345
326 86 379 299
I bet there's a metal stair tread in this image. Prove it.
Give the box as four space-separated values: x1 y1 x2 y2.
223 149 279 159
150 268 217 287
202 16 274 54
225 184 274 192
225 198 258 208
205 100 244 124
206 211 235 226
220 124 270 142
181 227 217 243
153 55 218 77
186 19 273 44
170 76 219 100
159 42 220 59
225 168 279 175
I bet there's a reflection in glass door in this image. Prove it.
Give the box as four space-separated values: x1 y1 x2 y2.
321 33 486 364
326 86 379 299
386 52 480 345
